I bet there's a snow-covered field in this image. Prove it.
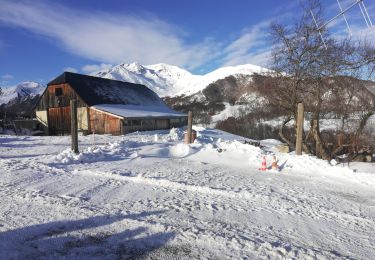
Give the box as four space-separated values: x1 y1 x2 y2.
0 127 374 259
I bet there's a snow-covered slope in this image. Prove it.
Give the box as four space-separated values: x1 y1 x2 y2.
96 62 269 97
0 128 374 259
0 81 45 105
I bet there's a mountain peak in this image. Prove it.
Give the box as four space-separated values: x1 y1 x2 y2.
96 62 269 97
0 81 45 105
120 62 145 73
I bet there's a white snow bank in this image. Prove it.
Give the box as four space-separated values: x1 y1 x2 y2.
165 128 184 141
169 143 190 158
53 141 137 164
50 127 360 182
53 128 187 164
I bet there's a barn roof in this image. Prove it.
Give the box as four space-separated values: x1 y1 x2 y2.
92 104 186 119
48 72 166 107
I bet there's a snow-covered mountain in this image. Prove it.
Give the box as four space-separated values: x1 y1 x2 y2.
96 62 270 97
0 63 268 106
0 81 45 105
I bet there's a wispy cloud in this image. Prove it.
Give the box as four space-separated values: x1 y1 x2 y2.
64 67 78 73
82 63 113 74
1 74 14 80
0 0 219 71
2 0 369 74
0 74 14 88
351 25 375 45
220 21 273 67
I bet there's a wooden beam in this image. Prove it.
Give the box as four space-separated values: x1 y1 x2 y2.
186 111 193 144
296 102 304 155
71 99 79 154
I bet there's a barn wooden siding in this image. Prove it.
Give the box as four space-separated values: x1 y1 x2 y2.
35 81 188 136
90 108 122 135
36 84 87 135
121 117 187 134
122 118 169 133
36 84 86 111
48 107 71 135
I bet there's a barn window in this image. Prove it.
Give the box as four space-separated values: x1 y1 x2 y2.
55 87 63 96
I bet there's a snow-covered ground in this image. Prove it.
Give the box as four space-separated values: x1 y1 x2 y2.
0 127 374 259
210 102 247 125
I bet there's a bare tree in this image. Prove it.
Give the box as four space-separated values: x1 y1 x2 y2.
267 0 375 159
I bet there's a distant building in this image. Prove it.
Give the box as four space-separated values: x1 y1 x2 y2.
35 72 187 135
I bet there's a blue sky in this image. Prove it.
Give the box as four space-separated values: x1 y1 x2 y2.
0 0 374 86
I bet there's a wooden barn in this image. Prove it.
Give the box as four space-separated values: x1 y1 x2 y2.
35 72 187 135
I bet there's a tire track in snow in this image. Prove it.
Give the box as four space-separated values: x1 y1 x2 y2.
76 169 375 228
11 153 371 232
4 157 374 235
2 154 375 259
78 169 266 202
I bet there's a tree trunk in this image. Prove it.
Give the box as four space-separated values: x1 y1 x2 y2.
303 125 313 154
302 142 311 154
331 112 374 158
312 119 329 160
355 112 374 138
279 116 294 149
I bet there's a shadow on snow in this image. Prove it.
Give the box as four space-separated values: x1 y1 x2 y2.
0 210 174 259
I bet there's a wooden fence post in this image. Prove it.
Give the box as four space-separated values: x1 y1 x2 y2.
296 102 304 155
187 111 193 144
70 99 79 154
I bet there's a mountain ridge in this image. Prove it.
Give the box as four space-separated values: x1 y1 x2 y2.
95 62 270 97
0 81 45 105
0 62 269 106
0 62 269 118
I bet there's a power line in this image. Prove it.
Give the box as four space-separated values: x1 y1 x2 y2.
310 0 373 49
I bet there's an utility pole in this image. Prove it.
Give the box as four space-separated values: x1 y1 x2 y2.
296 102 304 155
70 99 79 154
186 111 193 144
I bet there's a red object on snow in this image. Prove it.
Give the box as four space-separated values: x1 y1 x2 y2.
260 156 267 171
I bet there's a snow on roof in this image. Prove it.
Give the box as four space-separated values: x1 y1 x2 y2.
92 104 186 119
